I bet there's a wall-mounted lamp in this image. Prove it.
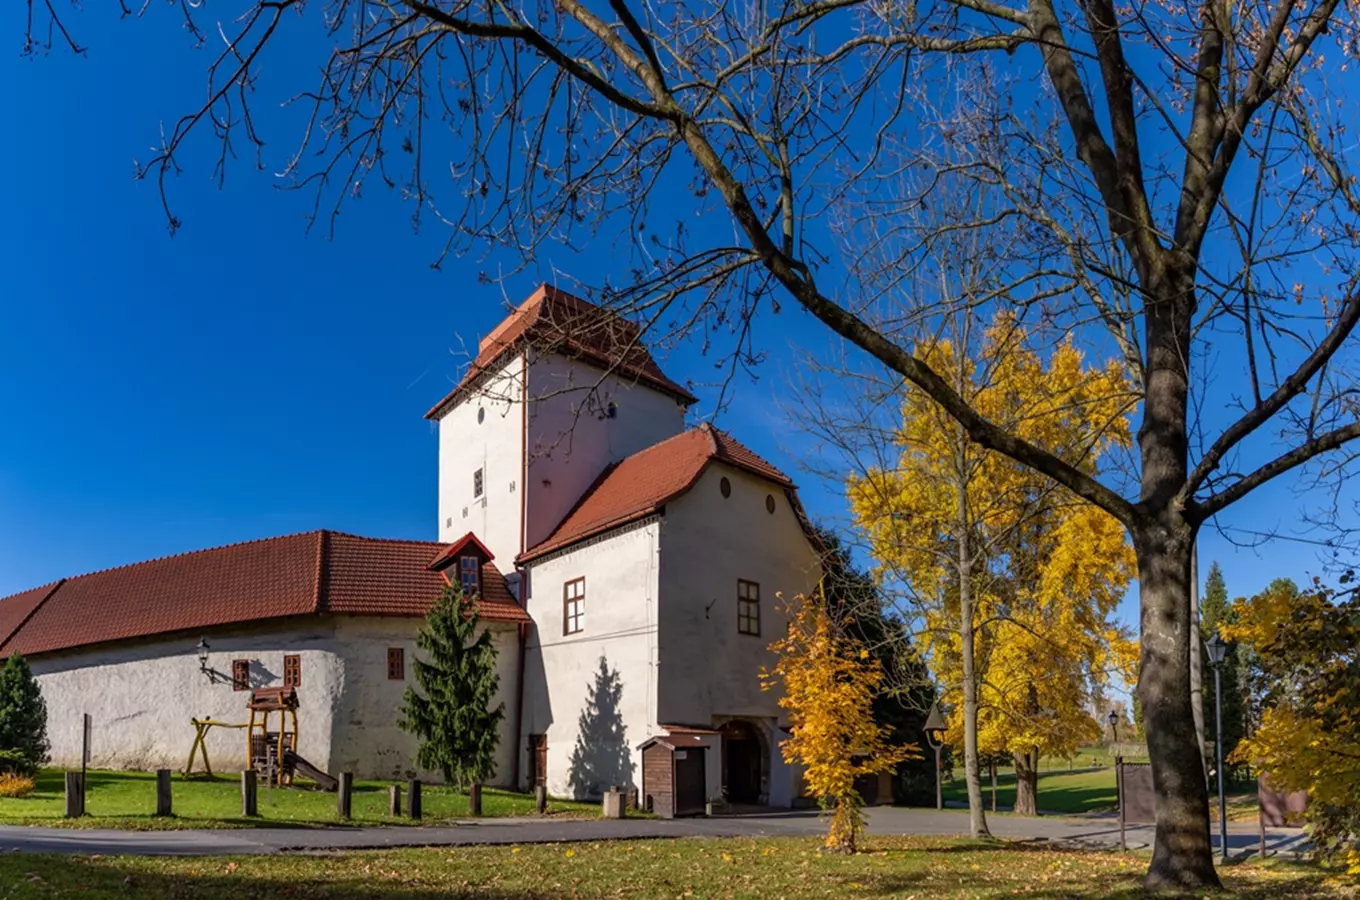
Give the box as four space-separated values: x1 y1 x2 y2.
196 637 226 685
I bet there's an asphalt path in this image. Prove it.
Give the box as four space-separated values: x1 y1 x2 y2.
0 807 1309 859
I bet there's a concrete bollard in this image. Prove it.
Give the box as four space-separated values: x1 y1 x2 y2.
337 772 353 819
388 784 402 817
155 769 173 817
241 770 258 817
407 779 422 821
535 784 547 814
602 789 624 819
469 783 482 817
64 771 84 818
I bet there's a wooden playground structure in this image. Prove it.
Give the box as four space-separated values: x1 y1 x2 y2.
184 686 337 791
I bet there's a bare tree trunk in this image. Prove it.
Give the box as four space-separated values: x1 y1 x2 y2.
1189 539 1206 776
1137 279 1219 890
957 493 991 839
1013 749 1039 816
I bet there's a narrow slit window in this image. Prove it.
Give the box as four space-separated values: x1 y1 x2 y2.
473 467 484 498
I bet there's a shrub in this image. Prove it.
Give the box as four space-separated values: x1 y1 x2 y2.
0 773 35 798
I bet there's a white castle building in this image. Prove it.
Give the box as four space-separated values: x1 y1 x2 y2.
0 285 823 808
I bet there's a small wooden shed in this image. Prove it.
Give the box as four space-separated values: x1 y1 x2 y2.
640 735 708 818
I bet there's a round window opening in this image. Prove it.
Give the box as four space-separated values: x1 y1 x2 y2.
477 407 486 424
765 494 776 514
720 476 732 498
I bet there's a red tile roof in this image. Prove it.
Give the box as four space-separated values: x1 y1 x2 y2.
0 531 528 657
426 531 496 571
425 284 697 419
518 424 793 562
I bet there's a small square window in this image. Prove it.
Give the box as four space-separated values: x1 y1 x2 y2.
473 468 484 498
738 580 761 636
283 654 301 688
460 555 481 597
387 648 405 681
232 659 250 691
564 577 585 635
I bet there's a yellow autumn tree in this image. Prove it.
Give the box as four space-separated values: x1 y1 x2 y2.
849 313 1136 821
764 592 915 853
1223 578 1360 870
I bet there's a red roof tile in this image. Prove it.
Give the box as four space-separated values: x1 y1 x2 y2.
0 530 528 657
425 284 697 419
518 424 793 562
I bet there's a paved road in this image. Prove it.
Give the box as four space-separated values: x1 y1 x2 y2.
0 808 1309 858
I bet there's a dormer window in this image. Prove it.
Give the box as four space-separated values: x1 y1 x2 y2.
460 555 480 597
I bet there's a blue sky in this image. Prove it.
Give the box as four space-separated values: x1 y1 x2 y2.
0 4 1350 643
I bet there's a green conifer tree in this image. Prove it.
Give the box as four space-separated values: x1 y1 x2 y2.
0 655 49 776
399 583 503 788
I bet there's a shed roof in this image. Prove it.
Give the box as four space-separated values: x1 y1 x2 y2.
0 530 528 658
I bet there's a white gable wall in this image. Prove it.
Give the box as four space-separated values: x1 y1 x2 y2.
523 353 685 552
655 464 822 806
518 520 660 800
437 353 526 563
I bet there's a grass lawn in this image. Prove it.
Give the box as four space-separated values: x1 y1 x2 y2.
944 766 1260 817
944 767 1120 814
0 770 598 829
0 836 1351 898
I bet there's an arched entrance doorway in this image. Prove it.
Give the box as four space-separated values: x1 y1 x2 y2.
721 720 764 805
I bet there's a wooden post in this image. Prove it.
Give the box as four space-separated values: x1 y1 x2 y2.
1259 807 1266 860
407 779 422 821
535 784 547 814
155 769 172 817
64 772 83 818
468 783 482 817
337 772 353 819
388 784 402 817
241 770 258 817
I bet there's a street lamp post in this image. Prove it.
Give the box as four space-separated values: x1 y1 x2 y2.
1205 632 1229 863
1107 709 1119 746
924 704 947 810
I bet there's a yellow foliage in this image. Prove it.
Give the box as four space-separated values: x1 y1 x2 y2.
764 593 917 853
0 774 35 798
849 314 1137 761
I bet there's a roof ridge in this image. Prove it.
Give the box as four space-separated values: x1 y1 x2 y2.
322 530 447 548
0 578 64 607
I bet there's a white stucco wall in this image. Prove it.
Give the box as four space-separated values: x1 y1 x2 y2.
328 617 521 785
518 520 660 799
30 620 342 775
655 464 822 806
30 615 523 784
437 353 526 563
523 353 686 551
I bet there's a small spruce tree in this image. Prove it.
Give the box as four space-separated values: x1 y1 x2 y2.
399 583 503 788
0 655 49 776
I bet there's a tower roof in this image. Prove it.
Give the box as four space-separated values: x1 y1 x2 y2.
518 424 794 562
425 284 698 419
